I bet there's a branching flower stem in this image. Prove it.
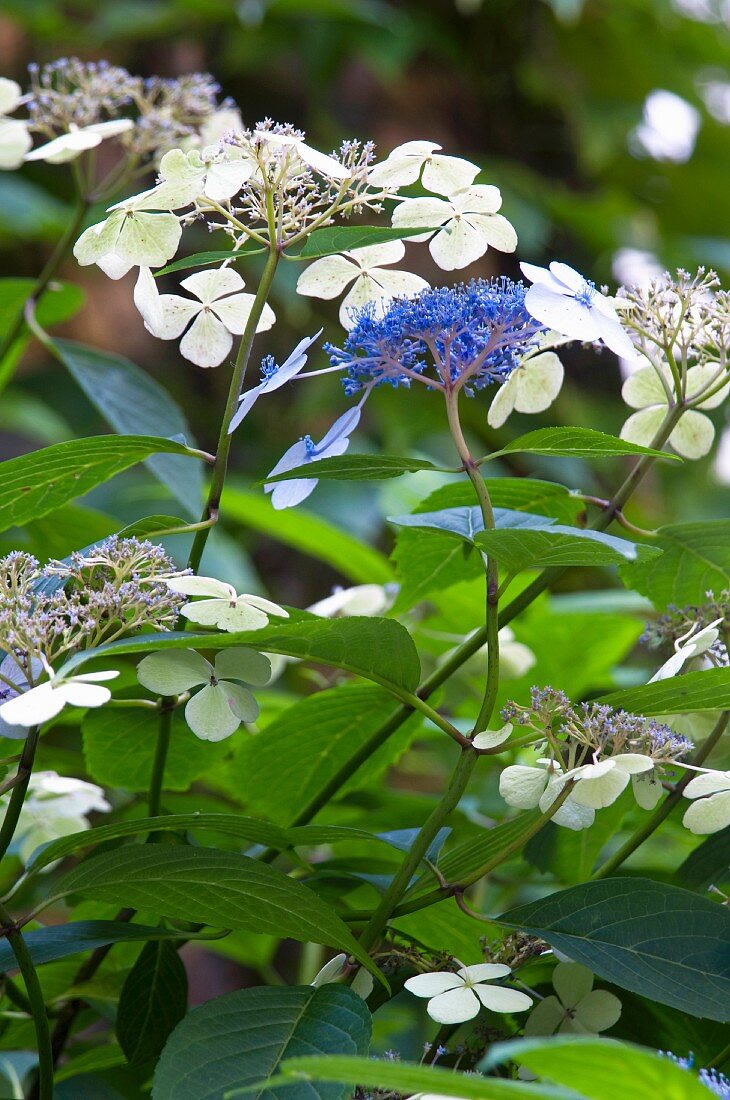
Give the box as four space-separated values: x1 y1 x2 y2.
0 728 41 864
0 899 52 1100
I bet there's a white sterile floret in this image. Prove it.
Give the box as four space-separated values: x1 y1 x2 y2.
404 964 532 1024
472 723 513 751
498 761 594 830
0 655 44 739
368 140 479 195
310 952 374 999
524 962 621 1037
146 146 255 208
25 118 133 164
650 618 724 682
307 583 396 619
253 129 350 181
0 668 119 728
0 78 32 169
681 770 730 834
137 648 271 741
73 192 183 280
520 261 636 359
165 575 288 631
296 241 429 330
620 361 729 460
392 184 517 270
134 266 275 368
566 754 655 810
6 771 111 867
487 351 564 429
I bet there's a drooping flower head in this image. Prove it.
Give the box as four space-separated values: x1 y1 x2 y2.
328 278 544 397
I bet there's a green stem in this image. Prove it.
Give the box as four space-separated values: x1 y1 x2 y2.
592 711 729 879
0 196 89 389
357 746 478 953
0 728 40 864
707 1039 730 1072
0 901 53 1100
147 704 174 818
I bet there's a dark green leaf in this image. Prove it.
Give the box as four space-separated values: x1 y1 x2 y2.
676 826 730 890
0 922 194 973
598 667 730 713
117 941 188 1066
295 224 439 259
53 846 381 977
261 454 450 484
497 877 730 1020
52 339 204 517
621 521 730 609
389 506 557 543
62 616 422 694
153 985 371 1100
474 526 660 570
391 528 483 612
0 435 199 535
488 427 679 462
155 245 263 276
415 480 586 525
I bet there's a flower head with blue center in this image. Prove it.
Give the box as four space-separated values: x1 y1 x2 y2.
327 277 544 397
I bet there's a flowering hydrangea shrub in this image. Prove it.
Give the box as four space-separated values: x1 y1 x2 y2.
0 54 727 1100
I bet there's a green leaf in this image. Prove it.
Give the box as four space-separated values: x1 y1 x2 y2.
222 486 394 584
25 813 289 876
261 454 450 484
417 480 586 525
82 709 230 795
0 434 200 535
274 1055 575 1100
155 244 263 276
620 521 730 609
153 985 371 1100
223 685 419 826
598 667 730 713
0 921 195 973
295 224 439 259
53 846 381 978
0 277 85 332
483 1037 711 1100
497 877 730 1021
52 339 205 517
62 616 422 694
118 514 193 538
676 826 730 890
474 526 660 570
488 427 679 462
116 941 188 1067
390 506 557 543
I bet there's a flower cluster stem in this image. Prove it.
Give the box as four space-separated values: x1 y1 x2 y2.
0 900 53 1100
0 728 40 864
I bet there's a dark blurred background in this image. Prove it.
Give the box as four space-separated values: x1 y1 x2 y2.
1 0 729 604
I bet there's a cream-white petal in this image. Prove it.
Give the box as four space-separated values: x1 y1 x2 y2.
421 153 480 196
429 217 486 270
552 962 594 1008
669 411 715 460
682 791 730 834
620 406 666 448
499 764 547 809
683 771 730 798
404 972 463 997
167 575 236 599
427 986 481 1024
513 352 564 414
621 364 669 409
0 119 32 169
179 309 233 367
486 378 517 428
296 255 359 299
346 240 405 269
475 984 533 1013
472 723 513 750
181 266 245 303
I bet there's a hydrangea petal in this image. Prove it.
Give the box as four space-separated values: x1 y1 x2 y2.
221 681 259 724
687 362 730 409
210 292 267 336
0 119 32 169
428 986 481 1024
668 410 715 460
184 683 241 741
179 309 232 368
421 153 480 195
458 963 511 982
513 352 564 414
632 770 663 810
391 196 451 240
620 406 666 449
570 766 631 809
0 77 22 115
137 650 211 694
472 723 513 750
203 159 252 202
167 576 235 599
181 267 245 302
552 962 593 1008
486 378 517 428
621 365 669 409
575 989 622 1031
524 995 566 1036
475 985 533 1013
214 648 272 686
429 217 486 270
348 240 406 268
524 284 602 341
296 255 359 299
24 128 102 164
682 790 730 834
683 771 730 798
61 682 114 709
404 972 463 997
0 683 65 727
210 601 272 632
499 764 547 809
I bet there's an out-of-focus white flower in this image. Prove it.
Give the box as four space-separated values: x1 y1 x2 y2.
612 248 663 288
499 760 594 830
137 648 271 741
682 770 730 834
296 240 428 329
165 575 288 631
368 140 479 195
265 405 361 510
134 265 275 368
630 90 700 163
0 668 119 728
197 107 244 149
520 261 636 359
650 618 724 681
714 426 730 484
405 964 532 1023
392 185 517 270
73 191 183 279
0 78 31 169
620 361 729 459
253 129 350 181
307 583 397 618
25 118 133 164
6 771 111 867
311 952 374 999
487 351 564 429
524 962 621 1037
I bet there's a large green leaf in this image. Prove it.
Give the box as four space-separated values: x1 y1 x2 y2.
474 526 659 569
116 941 188 1067
222 487 394 584
497 878 730 1021
676 826 730 890
295 224 439 259
152 985 371 1100
82 709 229 795
483 1038 711 1100
61 616 421 694
598 667 730 713
488 427 679 461
274 1055 575 1100
52 845 380 976
390 506 558 543
223 685 419 825
0 921 195 972
261 453 450 483
0 434 199 534
52 339 204 517
621 521 730 608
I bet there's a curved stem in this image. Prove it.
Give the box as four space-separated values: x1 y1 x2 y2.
0 728 40 864
0 196 89 389
0 901 53 1100
356 746 478 953
592 711 729 879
